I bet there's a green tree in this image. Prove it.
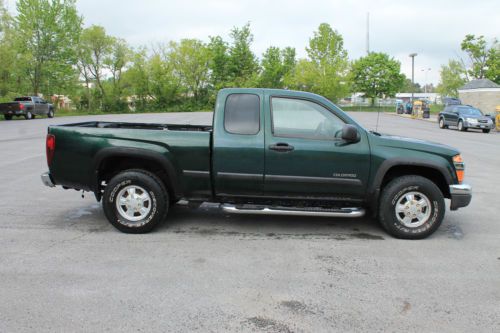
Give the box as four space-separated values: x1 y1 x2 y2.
15 0 82 96
350 52 405 105
288 23 349 101
169 39 210 105
436 60 467 97
0 0 18 99
227 23 259 87
207 35 230 90
259 46 296 88
401 78 422 93
461 34 500 83
77 25 113 103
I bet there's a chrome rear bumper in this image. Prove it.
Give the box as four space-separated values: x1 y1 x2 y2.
41 172 55 187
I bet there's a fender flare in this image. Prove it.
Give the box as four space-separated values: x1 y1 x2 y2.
92 147 181 198
367 157 454 212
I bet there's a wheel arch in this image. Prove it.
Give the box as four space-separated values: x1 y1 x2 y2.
93 147 181 201
368 158 453 214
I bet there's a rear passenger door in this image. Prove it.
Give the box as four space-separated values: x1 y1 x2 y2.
212 90 265 197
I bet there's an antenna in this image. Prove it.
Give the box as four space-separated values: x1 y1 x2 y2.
375 101 381 132
366 12 370 54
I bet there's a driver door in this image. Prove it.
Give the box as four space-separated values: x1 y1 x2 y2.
263 94 370 200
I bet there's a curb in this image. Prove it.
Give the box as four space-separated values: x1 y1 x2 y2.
385 112 437 123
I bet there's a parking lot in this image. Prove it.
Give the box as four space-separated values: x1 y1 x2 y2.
0 112 498 332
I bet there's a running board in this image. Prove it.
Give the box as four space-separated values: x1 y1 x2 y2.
221 204 365 218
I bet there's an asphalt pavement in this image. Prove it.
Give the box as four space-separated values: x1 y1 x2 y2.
0 112 498 332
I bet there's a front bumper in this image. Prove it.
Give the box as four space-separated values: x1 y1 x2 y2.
41 172 55 187
449 184 472 210
464 121 494 129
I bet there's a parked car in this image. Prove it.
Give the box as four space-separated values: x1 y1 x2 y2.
438 105 494 133
0 96 54 120
41 88 471 239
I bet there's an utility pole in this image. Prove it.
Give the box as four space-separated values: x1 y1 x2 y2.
409 53 418 107
421 68 431 94
366 12 370 54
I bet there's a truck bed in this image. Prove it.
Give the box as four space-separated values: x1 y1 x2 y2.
48 121 213 198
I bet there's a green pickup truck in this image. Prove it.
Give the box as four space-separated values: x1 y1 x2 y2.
41 88 471 239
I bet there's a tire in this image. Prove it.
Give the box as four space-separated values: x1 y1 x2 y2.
438 117 447 129
32 114 36 119
4 114 12 120
102 169 169 233
24 111 33 120
378 175 445 239
48 109 54 118
458 120 467 131
482 129 490 134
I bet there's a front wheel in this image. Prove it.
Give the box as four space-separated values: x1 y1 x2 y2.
458 120 467 131
102 169 169 233
378 175 445 239
482 129 490 134
48 109 54 118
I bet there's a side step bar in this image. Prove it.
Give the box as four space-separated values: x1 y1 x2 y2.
221 204 365 218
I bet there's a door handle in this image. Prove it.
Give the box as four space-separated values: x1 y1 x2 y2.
269 143 294 152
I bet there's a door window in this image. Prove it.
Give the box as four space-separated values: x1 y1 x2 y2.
224 94 260 135
271 97 345 140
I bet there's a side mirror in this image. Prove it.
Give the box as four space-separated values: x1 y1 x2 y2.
341 124 359 142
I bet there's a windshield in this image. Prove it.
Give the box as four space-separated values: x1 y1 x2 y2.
14 97 32 102
458 107 482 116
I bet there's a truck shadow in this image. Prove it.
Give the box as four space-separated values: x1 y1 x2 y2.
157 204 386 241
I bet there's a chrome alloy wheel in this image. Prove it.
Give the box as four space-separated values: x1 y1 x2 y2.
395 191 432 228
115 185 152 222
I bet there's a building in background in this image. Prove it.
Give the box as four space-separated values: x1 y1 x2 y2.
458 79 500 114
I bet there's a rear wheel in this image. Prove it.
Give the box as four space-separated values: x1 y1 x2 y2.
24 111 33 120
378 175 445 239
438 117 447 129
102 169 169 233
482 129 490 133
48 109 54 118
458 120 467 131
4 114 12 120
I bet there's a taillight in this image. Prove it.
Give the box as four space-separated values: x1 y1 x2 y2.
19 103 24 110
46 134 55 167
453 154 464 184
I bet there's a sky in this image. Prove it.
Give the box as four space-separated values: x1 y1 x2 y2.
5 0 500 85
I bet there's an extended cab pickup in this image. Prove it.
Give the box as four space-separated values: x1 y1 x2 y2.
0 96 54 120
41 89 471 239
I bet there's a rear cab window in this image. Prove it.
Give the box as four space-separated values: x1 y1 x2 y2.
224 94 260 135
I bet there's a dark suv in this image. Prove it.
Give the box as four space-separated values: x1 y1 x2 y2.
438 105 494 133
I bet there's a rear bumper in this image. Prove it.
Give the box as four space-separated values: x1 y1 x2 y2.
41 172 55 187
449 184 472 210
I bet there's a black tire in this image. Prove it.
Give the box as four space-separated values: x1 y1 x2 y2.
458 120 467 131
4 114 12 120
32 114 36 119
102 169 169 233
482 129 490 133
24 111 33 120
438 117 447 129
378 175 445 239
48 109 54 118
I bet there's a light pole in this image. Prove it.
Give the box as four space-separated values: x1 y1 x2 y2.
421 68 431 94
409 53 418 105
